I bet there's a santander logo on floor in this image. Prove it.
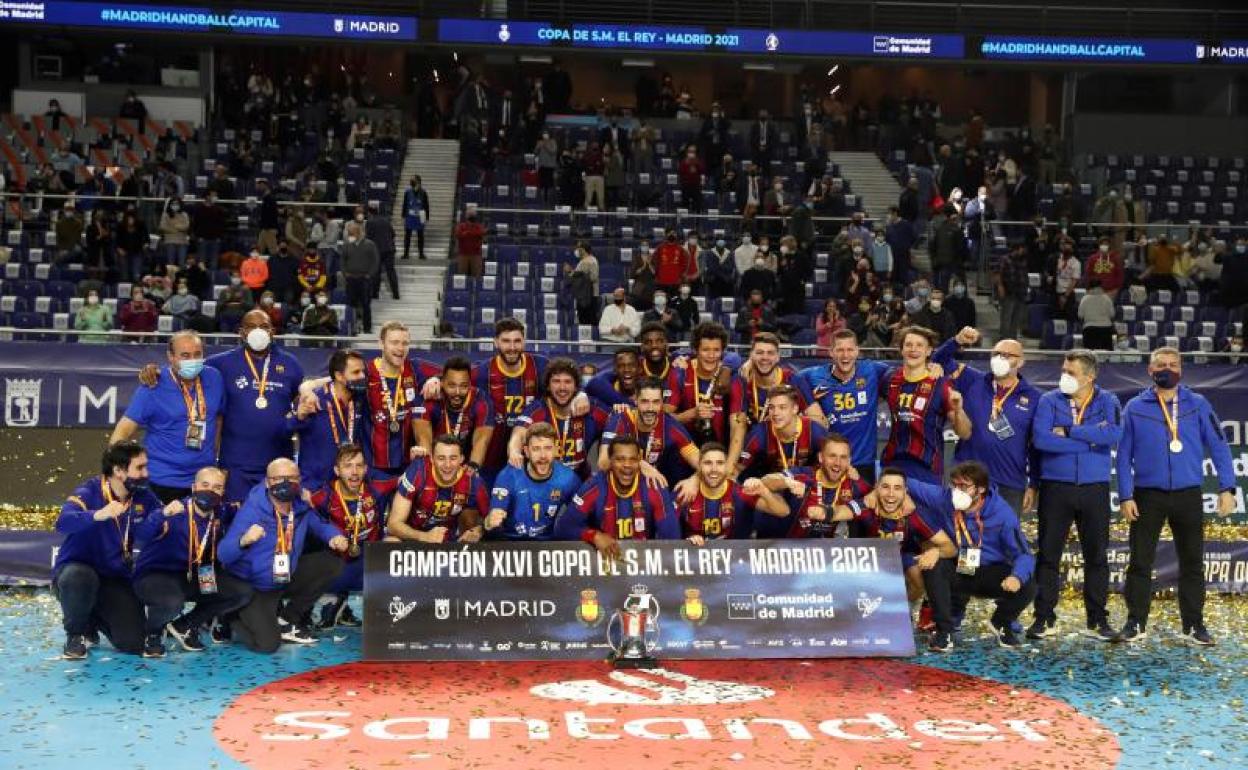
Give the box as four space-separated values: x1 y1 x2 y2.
215 660 1121 769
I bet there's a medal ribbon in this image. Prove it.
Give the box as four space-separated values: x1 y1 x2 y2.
1069 389 1094 426
445 390 473 438
325 383 356 446
991 380 1019 419
244 349 271 403
273 508 294 556
627 408 657 460
953 509 983 549
548 399 572 460
1155 391 1181 446
772 419 803 471
101 477 134 561
170 367 206 422
186 498 216 572
375 359 406 425
334 481 364 545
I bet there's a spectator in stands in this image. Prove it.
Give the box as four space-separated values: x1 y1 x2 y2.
218 271 253 331
1083 237 1124 299
776 240 807 317
266 241 300 307
716 154 739 207
599 287 641 343
755 236 775 271
453 210 485 278
654 228 693 296
83 209 114 275
910 288 956 343
240 248 270 295
208 164 235 201
365 202 398 301
628 239 657 313
733 233 758 277
604 142 626 209
1078 279 1115 350
642 290 683 339
119 89 148 132
631 119 655 171
256 179 280 255
74 289 113 343
1051 183 1084 237
699 102 729 176
302 291 339 336
54 201 84 263
182 255 211 300
962 187 993 266
844 212 872 252
49 145 83 189
44 97 66 131
346 116 373 153
192 192 227 270
298 248 328 296
1026 215 1053 274
1190 241 1222 294
678 145 705 214
285 205 308 257
120 285 158 336
534 130 559 204
736 289 779 342
1220 236 1248 313
749 110 777 167
1123 186 1148 241
844 255 878 311
582 141 606 210
158 198 190 267
566 242 601 323
869 228 893 282
342 221 378 334
885 207 915 284
702 238 738 301
997 242 1030 341
815 299 847 353
258 291 284 330
1141 233 1180 294
739 254 777 304
403 176 431 260
672 283 700 333
946 279 976 331
558 146 584 207
762 179 791 239
164 278 200 323
812 177 847 227
927 209 963 293
1092 189 1129 253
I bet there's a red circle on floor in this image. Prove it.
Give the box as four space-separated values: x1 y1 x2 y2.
215 659 1120 769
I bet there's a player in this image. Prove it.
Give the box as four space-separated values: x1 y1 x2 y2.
600 377 701 486
414 356 495 470
386 435 489 543
486 423 583 541
761 433 871 538
584 346 644 405
675 321 734 446
727 333 820 464
510 357 610 478
361 321 442 480
735 383 828 477
290 349 367 491
680 442 789 543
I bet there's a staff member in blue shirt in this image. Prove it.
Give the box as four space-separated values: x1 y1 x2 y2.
933 327 1040 517
1028 350 1122 642
137 310 306 503
798 328 892 482
112 330 225 503
53 441 163 659
902 460 1036 652
292 349 368 489
1116 347 1236 645
219 458 348 653
131 466 253 658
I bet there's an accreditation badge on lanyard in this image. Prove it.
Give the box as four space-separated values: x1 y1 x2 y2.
174 368 208 450
272 510 294 584
188 506 218 594
954 510 982 576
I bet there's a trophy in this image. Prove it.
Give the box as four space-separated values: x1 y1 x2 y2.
607 584 661 668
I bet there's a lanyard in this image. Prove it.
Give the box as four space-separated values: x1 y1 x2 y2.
273 508 294 556
749 370 781 422
100 477 134 559
243 349 271 401
1155 391 1181 443
548 399 571 456
772 420 803 471
334 481 364 544
445 390 473 437
627 409 657 459
186 499 216 570
170 367 206 422
694 365 721 405
1069 389 1094 426
375 359 405 422
815 469 847 509
991 380 1019 418
325 384 356 446
953 510 983 549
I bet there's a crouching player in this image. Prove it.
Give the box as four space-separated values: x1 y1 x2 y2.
680 442 789 543
487 423 582 540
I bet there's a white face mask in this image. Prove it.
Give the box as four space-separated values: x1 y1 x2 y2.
1058 372 1080 396
1232 343 1244 352
654 296 667 308
990 355 1012 378
1099 244 1109 253
929 300 943 312
87 295 99 305
951 489 973 511
246 327 272 352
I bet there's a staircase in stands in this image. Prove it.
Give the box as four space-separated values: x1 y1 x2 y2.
367 138 459 340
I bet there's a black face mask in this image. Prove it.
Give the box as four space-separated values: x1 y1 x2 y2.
123 477 149 495
269 480 300 503
192 490 222 511
346 378 368 396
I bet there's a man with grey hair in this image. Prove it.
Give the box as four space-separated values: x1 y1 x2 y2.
1115 346 1236 645
218 458 348 652
110 330 226 503
1028 349 1122 642
341 220 380 334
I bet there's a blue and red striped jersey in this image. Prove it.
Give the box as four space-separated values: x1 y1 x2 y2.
727 366 814 427
415 386 495 456
640 356 685 409
787 468 871 538
738 416 828 475
308 478 396 557
677 364 733 445
517 397 610 478
474 353 547 469
854 505 939 557
880 367 956 483
602 408 696 468
396 459 489 542
362 356 439 473
556 472 680 541
680 481 759 540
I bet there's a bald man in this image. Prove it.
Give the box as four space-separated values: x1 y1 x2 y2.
218 458 348 653
932 327 1041 518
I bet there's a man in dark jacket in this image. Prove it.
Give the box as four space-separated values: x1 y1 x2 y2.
256 179 280 254
366 202 398 300
929 211 966 295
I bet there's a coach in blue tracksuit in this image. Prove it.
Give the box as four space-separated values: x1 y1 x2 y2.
1028 349 1122 643
1116 347 1236 646
905 461 1036 652
53 441 163 659
933 328 1040 517
291 349 368 490
219 458 347 653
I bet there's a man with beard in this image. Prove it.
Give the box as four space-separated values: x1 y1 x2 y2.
386 436 489 544
727 333 820 467
760 434 871 539
585 347 645 406
676 322 734 446
414 357 495 470
556 437 681 558
680 442 788 543
636 322 685 411
510 358 611 479
600 377 701 486
291 350 368 491
735 384 828 478
487 423 583 541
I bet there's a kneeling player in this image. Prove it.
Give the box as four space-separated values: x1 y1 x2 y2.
487 423 582 540
681 443 789 543
387 435 489 544
760 434 870 538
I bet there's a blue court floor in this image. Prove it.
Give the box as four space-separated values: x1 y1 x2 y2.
1 588 1244 769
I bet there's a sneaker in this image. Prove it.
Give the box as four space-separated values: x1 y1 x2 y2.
1117 619 1147 643
278 618 317 645
1084 621 1120 643
928 630 953 653
62 634 88 660
916 603 935 633
210 620 232 645
166 621 206 652
1026 616 1057 640
142 632 166 658
1182 625 1215 646
83 628 100 648
335 602 362 628
992 621 1024 648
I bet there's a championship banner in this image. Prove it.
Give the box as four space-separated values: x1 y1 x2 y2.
364 539 916 661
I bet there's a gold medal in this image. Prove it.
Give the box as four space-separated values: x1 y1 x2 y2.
255 396 268 409
348 542 361 558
